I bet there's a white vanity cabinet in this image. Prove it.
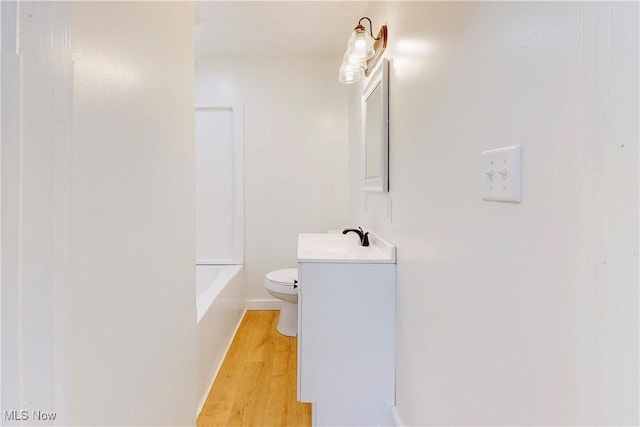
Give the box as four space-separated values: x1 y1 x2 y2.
296 233 396 426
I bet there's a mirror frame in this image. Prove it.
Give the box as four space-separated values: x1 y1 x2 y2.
361 58 389 192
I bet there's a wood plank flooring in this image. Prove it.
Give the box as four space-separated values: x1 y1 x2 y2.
197 311 311 427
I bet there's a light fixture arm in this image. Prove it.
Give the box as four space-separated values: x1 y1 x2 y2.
356 17 379 40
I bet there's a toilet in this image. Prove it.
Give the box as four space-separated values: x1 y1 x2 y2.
264 268 298 337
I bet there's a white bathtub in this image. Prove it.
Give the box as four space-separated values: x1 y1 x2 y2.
196 264 245 415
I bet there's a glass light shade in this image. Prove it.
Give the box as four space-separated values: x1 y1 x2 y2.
346 27 375 61
338 60 363 84
343 51 365 68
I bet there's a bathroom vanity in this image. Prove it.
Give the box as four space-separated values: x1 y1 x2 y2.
296 232 396 426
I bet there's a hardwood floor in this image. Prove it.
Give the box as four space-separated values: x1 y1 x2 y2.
197 311 311 427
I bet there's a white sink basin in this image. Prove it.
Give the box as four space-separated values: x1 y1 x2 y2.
297 232 396 263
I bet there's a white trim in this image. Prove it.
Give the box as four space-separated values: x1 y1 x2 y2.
362 58 389 192
245 299 281 311
51 4 73 423
196 308 247 416
0 2 3 415
231 105 244 264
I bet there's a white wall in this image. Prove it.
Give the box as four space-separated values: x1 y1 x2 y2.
196 56 349 304
348 2 638 426
69 2 196 425
3 2 198 425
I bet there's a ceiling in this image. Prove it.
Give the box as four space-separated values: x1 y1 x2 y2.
194 1 369 59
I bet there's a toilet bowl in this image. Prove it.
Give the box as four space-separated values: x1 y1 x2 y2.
264 268 298 337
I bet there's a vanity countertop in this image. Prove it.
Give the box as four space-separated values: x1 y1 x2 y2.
297 232 396 264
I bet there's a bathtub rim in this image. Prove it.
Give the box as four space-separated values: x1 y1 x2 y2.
196 263 243 324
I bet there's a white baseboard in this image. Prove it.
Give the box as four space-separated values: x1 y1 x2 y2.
245 299 281 311
383 406 403 427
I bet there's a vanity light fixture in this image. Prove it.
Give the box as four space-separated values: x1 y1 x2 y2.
338 17 388 84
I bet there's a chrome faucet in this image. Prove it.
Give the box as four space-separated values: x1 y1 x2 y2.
342 226 370 247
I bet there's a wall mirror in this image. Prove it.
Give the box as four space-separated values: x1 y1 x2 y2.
362 58 389 192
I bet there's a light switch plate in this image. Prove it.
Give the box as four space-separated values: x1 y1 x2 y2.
481 146 522 202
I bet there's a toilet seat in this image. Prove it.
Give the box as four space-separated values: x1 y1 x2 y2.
264 268 298 295
265 268 298 285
